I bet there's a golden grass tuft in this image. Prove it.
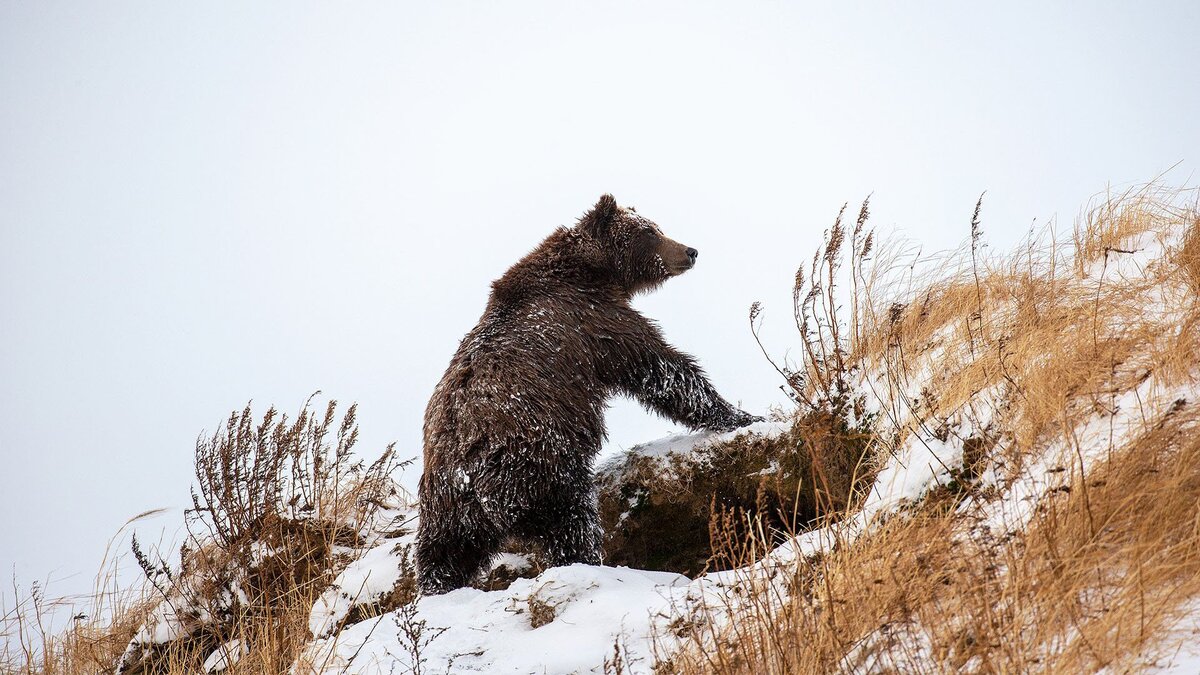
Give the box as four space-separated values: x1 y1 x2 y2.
2 576 155 675
662 185 1200 673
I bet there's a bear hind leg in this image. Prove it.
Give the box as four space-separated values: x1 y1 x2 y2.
415 501 501 595
518 486 602 568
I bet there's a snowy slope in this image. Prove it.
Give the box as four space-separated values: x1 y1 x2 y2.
298 423 789 675
115 209 1200 674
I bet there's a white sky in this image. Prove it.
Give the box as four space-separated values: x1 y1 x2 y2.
2 1 1198 612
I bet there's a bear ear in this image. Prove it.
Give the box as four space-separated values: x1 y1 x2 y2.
579 194 619 237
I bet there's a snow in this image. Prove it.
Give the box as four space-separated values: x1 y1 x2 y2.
302 564 688 674
1078 229 1167 283
1118 598 1200 673
119 368 1200 675
132 598 187 645
203 639 246 673
601 420 788 466
291 408 1013 674
290 421 796 674
972 379 1173 540
309 535 414 639
860 432 962 521
302 349 1195 674
492 552 534 573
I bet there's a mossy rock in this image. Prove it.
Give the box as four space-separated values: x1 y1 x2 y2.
597 410 875 577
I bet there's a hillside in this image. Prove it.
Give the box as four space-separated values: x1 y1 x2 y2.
4 186 1200 674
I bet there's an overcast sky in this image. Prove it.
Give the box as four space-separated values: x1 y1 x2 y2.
2 1 1198 614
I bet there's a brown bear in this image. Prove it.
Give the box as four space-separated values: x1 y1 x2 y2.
416 194 760 594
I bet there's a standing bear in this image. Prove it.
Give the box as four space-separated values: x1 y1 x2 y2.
417 195 760 594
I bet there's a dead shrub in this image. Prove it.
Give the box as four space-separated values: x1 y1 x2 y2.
113 397 402 675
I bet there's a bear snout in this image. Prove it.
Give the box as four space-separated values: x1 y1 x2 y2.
658 237 698 276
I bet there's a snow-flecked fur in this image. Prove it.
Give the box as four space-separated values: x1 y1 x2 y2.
416 195 759 594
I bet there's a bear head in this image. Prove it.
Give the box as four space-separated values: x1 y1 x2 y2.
577 194 698 296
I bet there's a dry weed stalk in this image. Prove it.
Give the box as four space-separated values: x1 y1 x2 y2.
2 513 163 675
119 398 402 675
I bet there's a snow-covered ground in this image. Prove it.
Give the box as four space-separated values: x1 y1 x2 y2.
304 564 688 674
301 422 791 675
119 376 1200 674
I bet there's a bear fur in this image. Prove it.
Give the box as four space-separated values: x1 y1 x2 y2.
416 195 760 594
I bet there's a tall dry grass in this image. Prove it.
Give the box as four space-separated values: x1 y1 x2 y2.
2 528 157 675
662 185 1200 673
2 398 405 675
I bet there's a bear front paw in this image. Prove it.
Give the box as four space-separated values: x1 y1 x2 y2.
710 410 764 432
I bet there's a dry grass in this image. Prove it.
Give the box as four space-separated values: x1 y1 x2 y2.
2 543 156 675
662 185 1200 673
2 398 405 675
